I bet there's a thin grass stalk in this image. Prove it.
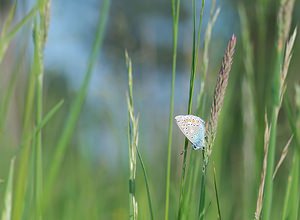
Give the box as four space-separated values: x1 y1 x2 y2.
33 1 50 218
0 2 17 38
0 5 38 62
196 0 219 115
254 115 270 220
165 0 180 218
262 25 296 220
272 135 293 179
187 3 219 215
136 147 153 220
0 42 27 130
12 11 40 220
238 5 257 219
177 1 205 218
284 92 300 150
43 0 110 208
282 152 299 220
282 84 300 219
198 35 236 219
126 52 138 220
33 19 44 220
1 157 15 220
213 167 221 220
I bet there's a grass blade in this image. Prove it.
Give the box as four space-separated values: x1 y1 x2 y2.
0 5 38 62
282 84 300 219
136 147 154 220
262 26 297 220
178 0 205 218
1 157 15 220
213 166 221 220
282 152 299 220
44 0 110 203
165 0 180 219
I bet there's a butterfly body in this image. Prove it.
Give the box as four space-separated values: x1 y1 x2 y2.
175 115 205 150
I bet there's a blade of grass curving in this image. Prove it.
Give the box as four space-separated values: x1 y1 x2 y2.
136 147 154 220
213 166 221 220
178 1 205 218
34 100 64 134
1 157 15 220
165 0 180 219
14 100 64 155
44 0 110 206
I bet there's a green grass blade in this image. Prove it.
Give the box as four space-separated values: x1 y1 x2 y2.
136 147 154 220
282 87 300 219
33 0 50 216
178 1 205 218
213 166 222 220
12 11 41 220
44 0 110 206
282 152 299 220
165 0 180 219
263 25 297 220
0 43 27 130
12 98 63 220
1 157 15 220
0 1 17 38
0 5 38 62
198 157 206 219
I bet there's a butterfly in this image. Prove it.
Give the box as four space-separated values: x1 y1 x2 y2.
175 115 206 150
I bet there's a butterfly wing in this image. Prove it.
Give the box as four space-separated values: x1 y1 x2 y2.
175 115 205 150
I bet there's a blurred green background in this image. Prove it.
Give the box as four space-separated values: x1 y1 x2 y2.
0 0 299 219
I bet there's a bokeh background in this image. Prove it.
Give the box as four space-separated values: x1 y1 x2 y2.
0 0 299 219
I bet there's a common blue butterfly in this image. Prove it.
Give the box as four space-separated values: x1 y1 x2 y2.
175 115 205 150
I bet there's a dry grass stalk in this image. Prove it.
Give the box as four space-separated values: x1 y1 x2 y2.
205 35 236 157
42 0 51 47
126 51 139 220
255 114 271 220
273 135 293 179
277 0 295 51
275 28 297 117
